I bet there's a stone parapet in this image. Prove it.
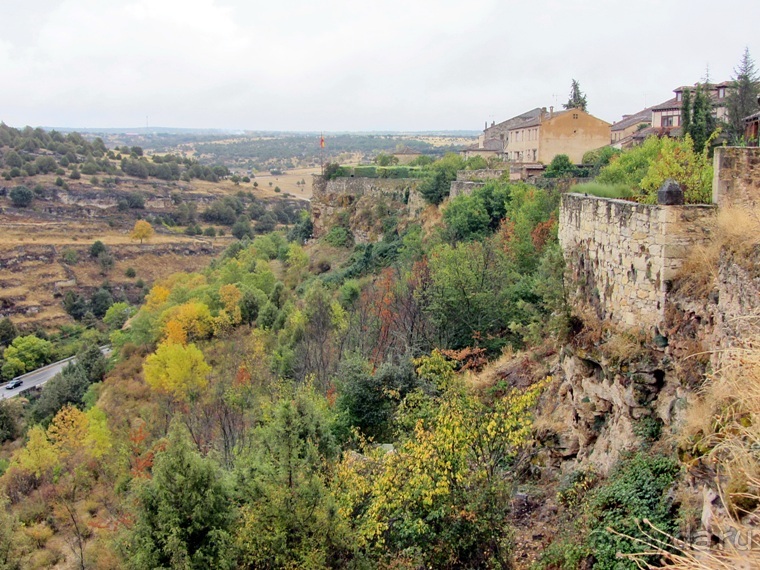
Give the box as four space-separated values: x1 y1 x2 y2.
559 194 715 330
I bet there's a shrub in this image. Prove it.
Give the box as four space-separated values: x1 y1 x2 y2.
62 248 79 265
323 225 353 248
69 167 81 180
203 227 216 237
90 240 107 258
10 185 33 207
125 267 136 278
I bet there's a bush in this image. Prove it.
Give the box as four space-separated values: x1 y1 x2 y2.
69 167 81 180
90 240 107 258
203 227 216 237
125 267 136 278
62 248 79 265
9 185 33 207
323 225 353 248
544 154 576 178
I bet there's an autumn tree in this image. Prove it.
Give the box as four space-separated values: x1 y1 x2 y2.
143 341 211 402
335 356 548 569
130 219 154 244
563 78 588 111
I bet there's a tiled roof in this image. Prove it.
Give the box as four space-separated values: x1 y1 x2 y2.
485 108 543 134
611 107 653 131
513 108 572 129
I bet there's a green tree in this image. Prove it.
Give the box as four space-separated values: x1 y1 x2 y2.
2 150 23 169
0 318 17 347
374 152 398 166
127 423 234 570
419 153 465 205
687 83 718 153
0 494 20 569
544 154 576 178
9 186 33 208
90 287 114 318
726 48 760 142
235 387 351 569
104 302 133 330
2 335 53 377
89 240 107 258
443 193 491 242
563 78 588 111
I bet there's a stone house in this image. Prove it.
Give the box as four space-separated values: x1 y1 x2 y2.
610 106 653 148
461 108 543 159
505 107 611 164
392 147 423 164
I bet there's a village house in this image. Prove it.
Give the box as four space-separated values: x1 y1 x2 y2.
504 107 610 164
614 81 731 145
610 106 652 148
461 108 543 160
391 147 424 164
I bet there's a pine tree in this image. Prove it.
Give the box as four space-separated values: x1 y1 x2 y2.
563 79 588 112
726 48 760 142
680 88 691 135
127 423 234 569
689 83 717 153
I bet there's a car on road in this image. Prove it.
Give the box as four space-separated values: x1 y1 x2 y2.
5 380 22 390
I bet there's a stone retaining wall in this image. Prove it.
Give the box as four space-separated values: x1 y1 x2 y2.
559 194 715 329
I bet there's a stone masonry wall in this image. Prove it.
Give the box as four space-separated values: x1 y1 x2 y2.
559 194 714 330
311 175 425 243
712 146 760 208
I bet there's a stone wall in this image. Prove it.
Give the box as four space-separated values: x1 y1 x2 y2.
559 194 714 330
455 169 506 182
712 146 760 208
449 169 507 198
311 175 426 243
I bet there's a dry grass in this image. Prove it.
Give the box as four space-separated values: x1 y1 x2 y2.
674 206 760 297
631 328 760 569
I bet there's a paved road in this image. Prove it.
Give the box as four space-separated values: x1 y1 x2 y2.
0 346 111 401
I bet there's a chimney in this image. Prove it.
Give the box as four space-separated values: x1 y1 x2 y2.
549 106 554 119
491 121 495 127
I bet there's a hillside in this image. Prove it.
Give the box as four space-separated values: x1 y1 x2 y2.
0 140 758 570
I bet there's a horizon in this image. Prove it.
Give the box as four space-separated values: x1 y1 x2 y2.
3 0 758 132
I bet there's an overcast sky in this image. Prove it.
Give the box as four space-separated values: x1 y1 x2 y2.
2 0 758 132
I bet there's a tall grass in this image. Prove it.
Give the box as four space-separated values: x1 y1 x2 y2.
571 181 636 199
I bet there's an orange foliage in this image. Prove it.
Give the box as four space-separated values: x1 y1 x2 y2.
531 213 557 251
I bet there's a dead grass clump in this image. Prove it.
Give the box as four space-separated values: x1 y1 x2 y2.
674 206 760 297
600 329 649 364
639 329 760 568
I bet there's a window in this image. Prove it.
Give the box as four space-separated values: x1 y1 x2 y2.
573 113 579 119
718 87 726 98
676 92 682 102
661 115 678 127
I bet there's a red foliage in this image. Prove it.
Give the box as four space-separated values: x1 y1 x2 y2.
531 213 557 251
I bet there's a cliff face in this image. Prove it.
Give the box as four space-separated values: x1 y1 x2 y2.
311 175 426 243
544 148 760 476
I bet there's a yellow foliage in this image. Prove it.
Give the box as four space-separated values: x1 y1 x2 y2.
130 219 154 243
13 425 58 478
85 406 113 459
336 373 548 552
219 284 242 315
160 300 213 342
164 319 188 345
143 341 211 401
145 285 171 312
47 405 89 461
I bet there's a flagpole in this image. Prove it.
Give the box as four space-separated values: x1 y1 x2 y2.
320 132 324 175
